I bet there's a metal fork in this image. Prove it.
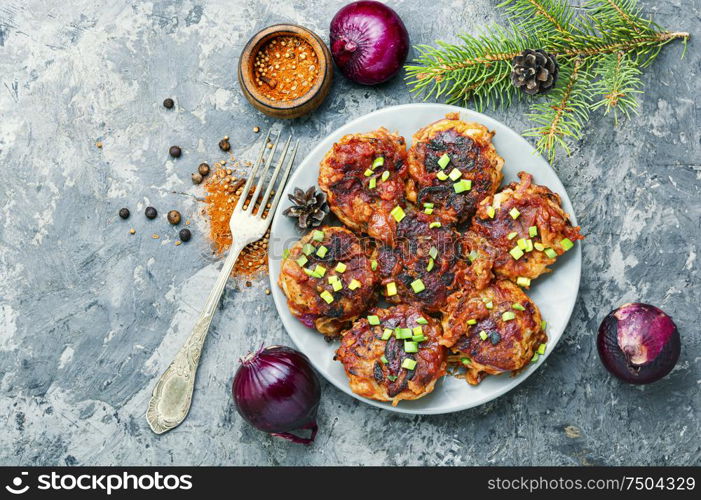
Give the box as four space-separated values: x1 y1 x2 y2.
146 132 298 434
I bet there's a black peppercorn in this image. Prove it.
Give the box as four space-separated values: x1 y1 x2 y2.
198 162 210 176
218 137 231 152
179 228 192 242
169 145 182 158
191 172 203 184
163 98 174 109
167 210 182 225
145 206 158 219
118 208 130 219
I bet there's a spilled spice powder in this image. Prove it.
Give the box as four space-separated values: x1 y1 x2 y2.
203 161 270 277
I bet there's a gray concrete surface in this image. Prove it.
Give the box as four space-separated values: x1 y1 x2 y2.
0 0 698 466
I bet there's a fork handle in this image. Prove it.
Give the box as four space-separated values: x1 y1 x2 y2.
146 241 244 434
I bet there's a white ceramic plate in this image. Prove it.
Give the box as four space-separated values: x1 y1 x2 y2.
268 103 581 415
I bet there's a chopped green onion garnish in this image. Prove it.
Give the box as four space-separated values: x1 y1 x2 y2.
312 230 324 241
282 248 290 259
467 319 477 325
529 226 538 237
368 177 377 189
537 343 546 355
303 268 322 279
512 303 525 311
320 290 334 304
296 255 308 267
332 280 343 292
516 276 531 287
426 257 435 271
390 206 406 222
410 279 426 293
448 168 462 181
534 242 545 251
436 171 449 181
412 326 423 336
386 282 397 296
302 243 315 255
507 232 518 240
486 206 496 219
381 170 390 182
402 358 417 370
531 353 539 363
371 259 378 271
561 238 574 251
372 157 384 169
328 275 339 284
429 246 438 259
510 246 524 260
485 301 493 310
314 264 326 277
335 262 347 273
517 238 527 250
461 357 471 365
544 248 558 259
387 375 398 381
395 328 412 339
525 239 534 252
412 335 426 342
429 222 441 229
453 179 472 193
437 154 450 169
541 320 547 330
479 330 488 341
424 208 433 214
367 315 380 325
502 311 516 321
316 245 328 258
423 203 434 209
404 341 418 353
364 168 374 177
348 279 361 290
509 207 520 219
381 329 393 340
416 317 428 325
468 250 478 262
381 355 388 364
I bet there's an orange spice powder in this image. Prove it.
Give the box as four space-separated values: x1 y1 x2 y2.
253 35 320 102
203 162 270 277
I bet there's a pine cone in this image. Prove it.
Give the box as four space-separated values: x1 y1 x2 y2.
283 186 329 229
511 49 559 95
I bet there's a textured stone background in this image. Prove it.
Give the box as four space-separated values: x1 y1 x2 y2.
0 0 698 466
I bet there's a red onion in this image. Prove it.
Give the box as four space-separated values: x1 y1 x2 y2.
330 1 410 85
597 303 680 384
233 345 321 444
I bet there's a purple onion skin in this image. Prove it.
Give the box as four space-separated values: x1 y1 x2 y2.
330 1 410 85
233 345 321 444
597 303 680 384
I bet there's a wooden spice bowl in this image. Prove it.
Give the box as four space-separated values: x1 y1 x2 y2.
238 24 333 119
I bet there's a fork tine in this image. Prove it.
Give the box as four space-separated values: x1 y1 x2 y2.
235 130 271 213
265 140 298 219
245 133 280 213
257 136 292 218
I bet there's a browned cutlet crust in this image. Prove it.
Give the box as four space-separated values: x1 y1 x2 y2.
335 304 447 405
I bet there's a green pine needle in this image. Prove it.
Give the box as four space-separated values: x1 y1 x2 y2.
405 0 689 163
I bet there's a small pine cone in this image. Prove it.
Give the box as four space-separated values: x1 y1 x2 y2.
283 186 329 229
511 49 559 95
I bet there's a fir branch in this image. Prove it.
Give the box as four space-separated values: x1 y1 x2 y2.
405 0 689 162
590 52 642 123
524 59 593 162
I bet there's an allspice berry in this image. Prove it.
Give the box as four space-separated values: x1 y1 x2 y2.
167 210 182 225
163 98 174 109
191 172 203 184
169 145 182 158
145 206 158 219
179 228 192 242
198 162 210 176
118 208 130 219
218 137 231 152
